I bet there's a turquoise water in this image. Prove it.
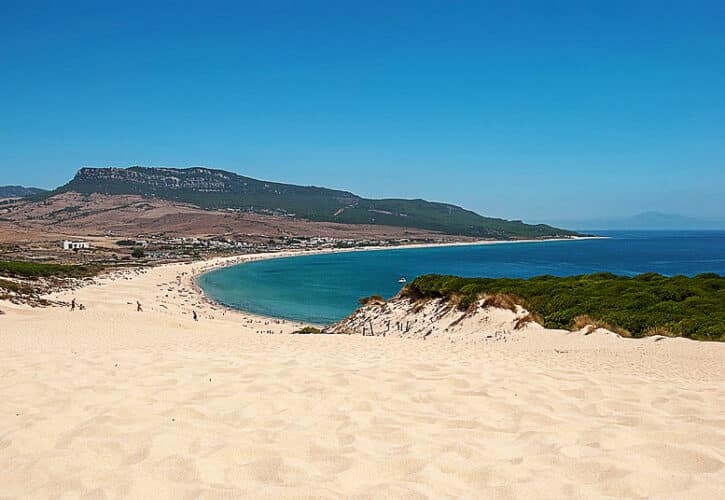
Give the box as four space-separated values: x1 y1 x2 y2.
197 231 725 324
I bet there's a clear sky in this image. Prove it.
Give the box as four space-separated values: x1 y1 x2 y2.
1 1 723 222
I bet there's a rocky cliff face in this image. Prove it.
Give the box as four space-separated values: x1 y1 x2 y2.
73 167 236 193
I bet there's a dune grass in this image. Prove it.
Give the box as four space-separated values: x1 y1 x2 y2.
358 295 385 306
403 273 725 341
0 278 34 295
0 260 102 279
292 326 323 334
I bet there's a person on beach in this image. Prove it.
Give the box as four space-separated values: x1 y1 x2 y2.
70 298 76 312
193 310 198 321
136 300 142 312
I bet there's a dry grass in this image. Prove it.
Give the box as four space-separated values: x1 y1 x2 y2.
411 300 427 314
448 293 467 310
0 278 34 295
643 326 677 337
514 312 543 330
481 293 521 312
358 295 386 306
572 315 632 337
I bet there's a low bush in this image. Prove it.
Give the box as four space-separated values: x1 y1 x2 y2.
514 312 543 330
293 326 323 334
358 295 385 306
404 273 725 341
0 278 34 295
0 260 102 279
482 293 520 312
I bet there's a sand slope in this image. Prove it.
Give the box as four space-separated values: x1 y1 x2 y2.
2 258 725 498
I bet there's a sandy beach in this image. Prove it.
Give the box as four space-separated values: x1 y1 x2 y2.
2 252 725 498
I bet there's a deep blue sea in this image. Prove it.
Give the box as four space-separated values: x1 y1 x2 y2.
197 231 725 324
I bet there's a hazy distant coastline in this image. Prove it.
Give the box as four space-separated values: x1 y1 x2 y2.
538 212 725 231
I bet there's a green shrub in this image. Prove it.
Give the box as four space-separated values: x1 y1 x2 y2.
404 273 725 341
0 260 102 279
293 326 323 334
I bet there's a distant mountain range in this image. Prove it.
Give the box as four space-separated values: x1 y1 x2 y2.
0 185 47 198
546 212 725 230
47 166 578 239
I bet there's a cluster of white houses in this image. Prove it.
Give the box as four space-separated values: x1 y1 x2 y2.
62 240 90 250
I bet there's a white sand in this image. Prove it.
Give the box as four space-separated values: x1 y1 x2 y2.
2 254 725 498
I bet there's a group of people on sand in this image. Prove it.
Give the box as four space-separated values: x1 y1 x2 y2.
135 299 199 321
73 298 199 322
69 298 85 311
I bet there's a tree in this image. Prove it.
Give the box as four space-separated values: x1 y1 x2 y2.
131 247 145 259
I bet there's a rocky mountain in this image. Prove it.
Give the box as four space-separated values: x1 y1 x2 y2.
0 186 47 198
53 166 579 239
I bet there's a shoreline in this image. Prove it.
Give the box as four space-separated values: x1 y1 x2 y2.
1 234 601 326
192 235 604 325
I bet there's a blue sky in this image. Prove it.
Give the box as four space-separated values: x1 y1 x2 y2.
1 1 723 221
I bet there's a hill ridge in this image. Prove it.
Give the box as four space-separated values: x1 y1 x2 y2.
54 166 578 239
0 185 48 198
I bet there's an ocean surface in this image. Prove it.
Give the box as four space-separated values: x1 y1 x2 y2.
197 230 725 324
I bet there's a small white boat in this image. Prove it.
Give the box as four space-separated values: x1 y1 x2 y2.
398 277 407 284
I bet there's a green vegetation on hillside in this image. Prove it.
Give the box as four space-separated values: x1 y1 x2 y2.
0 260 102 279
52 166 580 239
403 273 725 341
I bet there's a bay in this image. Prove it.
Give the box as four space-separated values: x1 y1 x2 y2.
197 230 725 324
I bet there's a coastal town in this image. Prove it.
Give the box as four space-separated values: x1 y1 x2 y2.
2 232 455 266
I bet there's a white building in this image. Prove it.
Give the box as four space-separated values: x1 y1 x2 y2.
62 240 90 250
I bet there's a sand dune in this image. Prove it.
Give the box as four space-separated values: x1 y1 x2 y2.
1 256 724 498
